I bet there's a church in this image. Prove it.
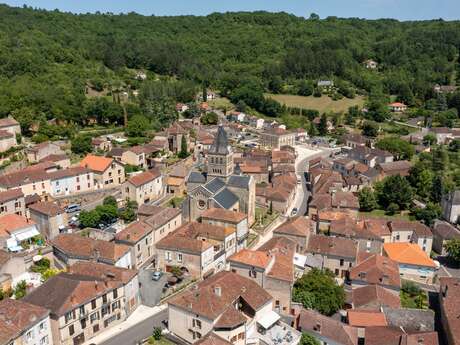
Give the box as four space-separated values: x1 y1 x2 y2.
184 125 256 225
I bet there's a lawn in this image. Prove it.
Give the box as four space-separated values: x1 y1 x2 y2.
265 93 366 113
207 97 234 111
358 209 413 220
400 281 429 309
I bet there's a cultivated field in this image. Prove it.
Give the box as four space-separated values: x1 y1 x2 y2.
265 94 366 113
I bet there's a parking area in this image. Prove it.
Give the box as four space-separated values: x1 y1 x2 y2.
138 267 168 307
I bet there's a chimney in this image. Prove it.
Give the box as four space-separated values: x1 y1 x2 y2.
94 280 98 289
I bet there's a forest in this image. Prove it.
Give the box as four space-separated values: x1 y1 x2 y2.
1 5 460 133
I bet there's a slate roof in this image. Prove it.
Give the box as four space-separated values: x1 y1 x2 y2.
204 178 226 194
213 188 239 209
188 171 207 184
209 125 230 155
382 307 435 332
227 175 251 190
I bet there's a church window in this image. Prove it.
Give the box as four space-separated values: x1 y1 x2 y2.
198 200 206 209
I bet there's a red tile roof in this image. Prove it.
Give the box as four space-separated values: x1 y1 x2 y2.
28 201 64 217
168 271 272 320
274 217 312 238
351 285 401 310
383 243 435 268
349 254 401 288
80 154 113 172
0 188 23 203
127 169 161 187
307 234 357 259
347 310 387 327
201 208 246 224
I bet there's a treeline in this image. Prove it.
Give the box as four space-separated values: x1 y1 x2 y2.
1 5 460 131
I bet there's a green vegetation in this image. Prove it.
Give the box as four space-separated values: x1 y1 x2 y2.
0 5 458 135
400 281 428 309
178 135 189 159
376 137 415 160
200 111 218 125
166 196 185 208
13 280 27 299
71 134 92 154
444 239 460 265
300 333 320 345
80 196 136 227
293 268 345 316
266 94 365 114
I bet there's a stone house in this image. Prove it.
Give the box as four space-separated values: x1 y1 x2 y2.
80 155 125 188
0 188 25 217
442 190 460 224
27 142 64 163
432 220 460 255
28 201 68 240
122 169 163 205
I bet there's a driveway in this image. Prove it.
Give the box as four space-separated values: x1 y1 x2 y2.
139 267 168 307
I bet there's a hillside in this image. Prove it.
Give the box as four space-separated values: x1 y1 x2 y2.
0 5 459 130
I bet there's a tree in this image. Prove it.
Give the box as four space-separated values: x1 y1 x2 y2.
14 280 27 299
103 196 118 207
79 210 101 228
358 187 378 212
318 114 328 136
361 121 379 137
95 204 118 224
125 115 150 138
445 239 460 265
412 203 441 226
423 133 436 146
413 169 434 201
377 175 413 210
200 112 218 125
298 80 314 96
293 269 345 316
71 135 93 155
300 333 320 345
41 268 62 282
432 146 449 173
178 135 189 159
431 174 445 203
376 137 415 160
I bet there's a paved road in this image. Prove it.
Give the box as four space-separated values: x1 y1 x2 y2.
99 309 168 345
139 268 168 307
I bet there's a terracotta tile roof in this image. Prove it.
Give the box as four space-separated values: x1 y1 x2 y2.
332 192 359 209
143 207 182 229
115 221 153 244
274 217 312 238
317 209 354 222
330 216 382 240
0 188 23 203
307 234 357 259
68 261 138 285
168 271 272 320
28 201 64 217
351 285 401 310
167 176 184 187
52 234 130 264
80 154 113 173
39 154 69 163
365 327 439 345
299 309 358 345
361 218 392 237
0 170 49 189
348 310 387 327
388 220 432 238
201 208 246 224
439 277 460 345
23 272 121 316
126 145 145 155
228 249 272 269
195 333 232 345
349 254 401 288
127 169 161 187
214 305 247 328
0 214 36 237
259 237 296 282
383 243 435 268
0 117 19 127
0 298 49 345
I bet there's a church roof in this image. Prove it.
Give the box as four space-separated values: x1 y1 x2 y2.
209 125 230 155
228 175 251 190
188 171 207 184
204 178 226 194
213 188 239 209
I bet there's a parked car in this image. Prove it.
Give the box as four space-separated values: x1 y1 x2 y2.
152 271 163 281
65 204 81 213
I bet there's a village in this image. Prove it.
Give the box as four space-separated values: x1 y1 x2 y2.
0 83 459 345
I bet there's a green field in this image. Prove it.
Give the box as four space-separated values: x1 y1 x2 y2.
265 94 366 113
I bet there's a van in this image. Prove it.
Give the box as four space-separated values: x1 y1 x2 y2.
65 204 81 213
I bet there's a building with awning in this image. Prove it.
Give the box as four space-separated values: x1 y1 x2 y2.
0 214 40 252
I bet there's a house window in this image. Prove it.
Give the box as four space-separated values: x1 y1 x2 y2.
26 330 32 340
396 234 400 241
231 336 237 343
93 324 100 333
81 318 87 329
40 335 48 345
39 321 46 331
165 251 171 261
102 294 107 304
113 289 118 299
193 319 202 329
90 312 99 323
340 259 344 267
69 325 74 336
91 299 97 309
177 253 183 263
112 300 120 311
137 244 141 251
249 269 257 278
65 311 74 323
79 306 85 316
238 333 245 340
76 177 80 183
101 305 110 317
